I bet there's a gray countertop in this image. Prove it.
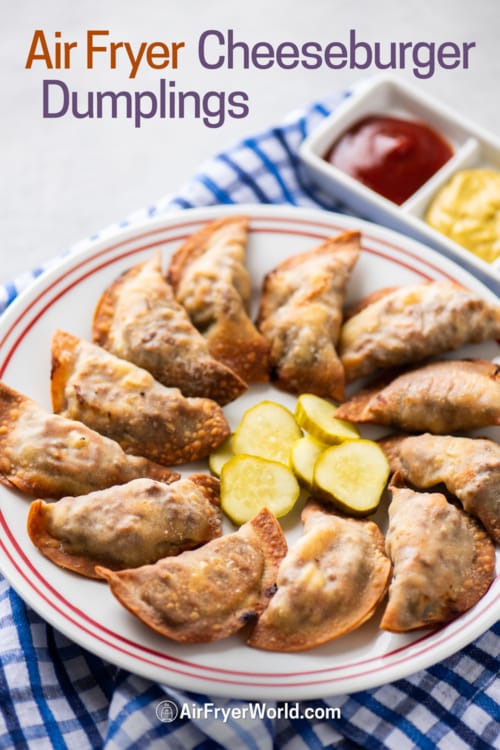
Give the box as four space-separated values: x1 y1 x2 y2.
3 0 499 285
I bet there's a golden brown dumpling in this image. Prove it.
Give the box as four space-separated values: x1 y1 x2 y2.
27 474 222 578
167 216 270 383
92 251 246 405
97 507 287 643
336 360 500 433
51 330 230 465
256 231 360 401
0 382 179 499
388 433 500 544
381 475 495 632
247 502 391 651
339 281 500 383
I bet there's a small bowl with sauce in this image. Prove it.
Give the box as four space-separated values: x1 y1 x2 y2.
299 74 500 289
324 114 453 205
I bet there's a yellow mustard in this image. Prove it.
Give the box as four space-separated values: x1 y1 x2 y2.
425 169 500 263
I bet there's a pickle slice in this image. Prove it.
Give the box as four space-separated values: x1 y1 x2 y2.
232 400 302 466
290 434 328 490
313 440 390 516
295 393 360 444
221 454 300 525
208 434 234 477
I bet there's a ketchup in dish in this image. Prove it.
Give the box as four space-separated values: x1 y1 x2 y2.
325 115 453 205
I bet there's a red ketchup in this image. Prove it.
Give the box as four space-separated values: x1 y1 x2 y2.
325 115 453 205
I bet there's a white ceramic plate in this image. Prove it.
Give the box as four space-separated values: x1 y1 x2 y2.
0 204 498 701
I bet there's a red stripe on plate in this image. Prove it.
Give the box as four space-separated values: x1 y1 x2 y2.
1 509 497 687
0 211 495 691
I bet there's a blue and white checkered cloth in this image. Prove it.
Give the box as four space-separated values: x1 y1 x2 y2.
1 89 499 749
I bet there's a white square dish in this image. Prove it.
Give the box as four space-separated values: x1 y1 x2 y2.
299 74 500 291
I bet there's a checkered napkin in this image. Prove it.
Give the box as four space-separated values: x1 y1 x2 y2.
1 89 499 750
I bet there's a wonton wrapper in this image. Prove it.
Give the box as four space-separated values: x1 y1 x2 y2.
386 433 500 545
256 231 360 401
0 382 179 499
27 474 222 578
247 502 391 651
97 507 287 643
339 281 500 383
336 360 500 433
92 251 246 405
167 216 270 383
381 475 495 632
51 330 230 465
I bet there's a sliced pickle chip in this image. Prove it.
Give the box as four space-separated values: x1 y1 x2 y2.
295 393 360 444
313 440 390 516
208 434 234 477
232 400 302 466
290 435 328 490
221 454 300 525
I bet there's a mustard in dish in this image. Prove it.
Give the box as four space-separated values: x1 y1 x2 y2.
426 168 500 263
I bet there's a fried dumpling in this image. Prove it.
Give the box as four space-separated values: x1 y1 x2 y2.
339 281 500 382
256 231 360 401
381 475 495 632
167 216 270 383
0 382 179 499
92 251 246 405
51 330 230 465
247 502 391 651
376 434 407 475
97 507 287 643
27 474 222 578
388 433 500 544
336 360 500 433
